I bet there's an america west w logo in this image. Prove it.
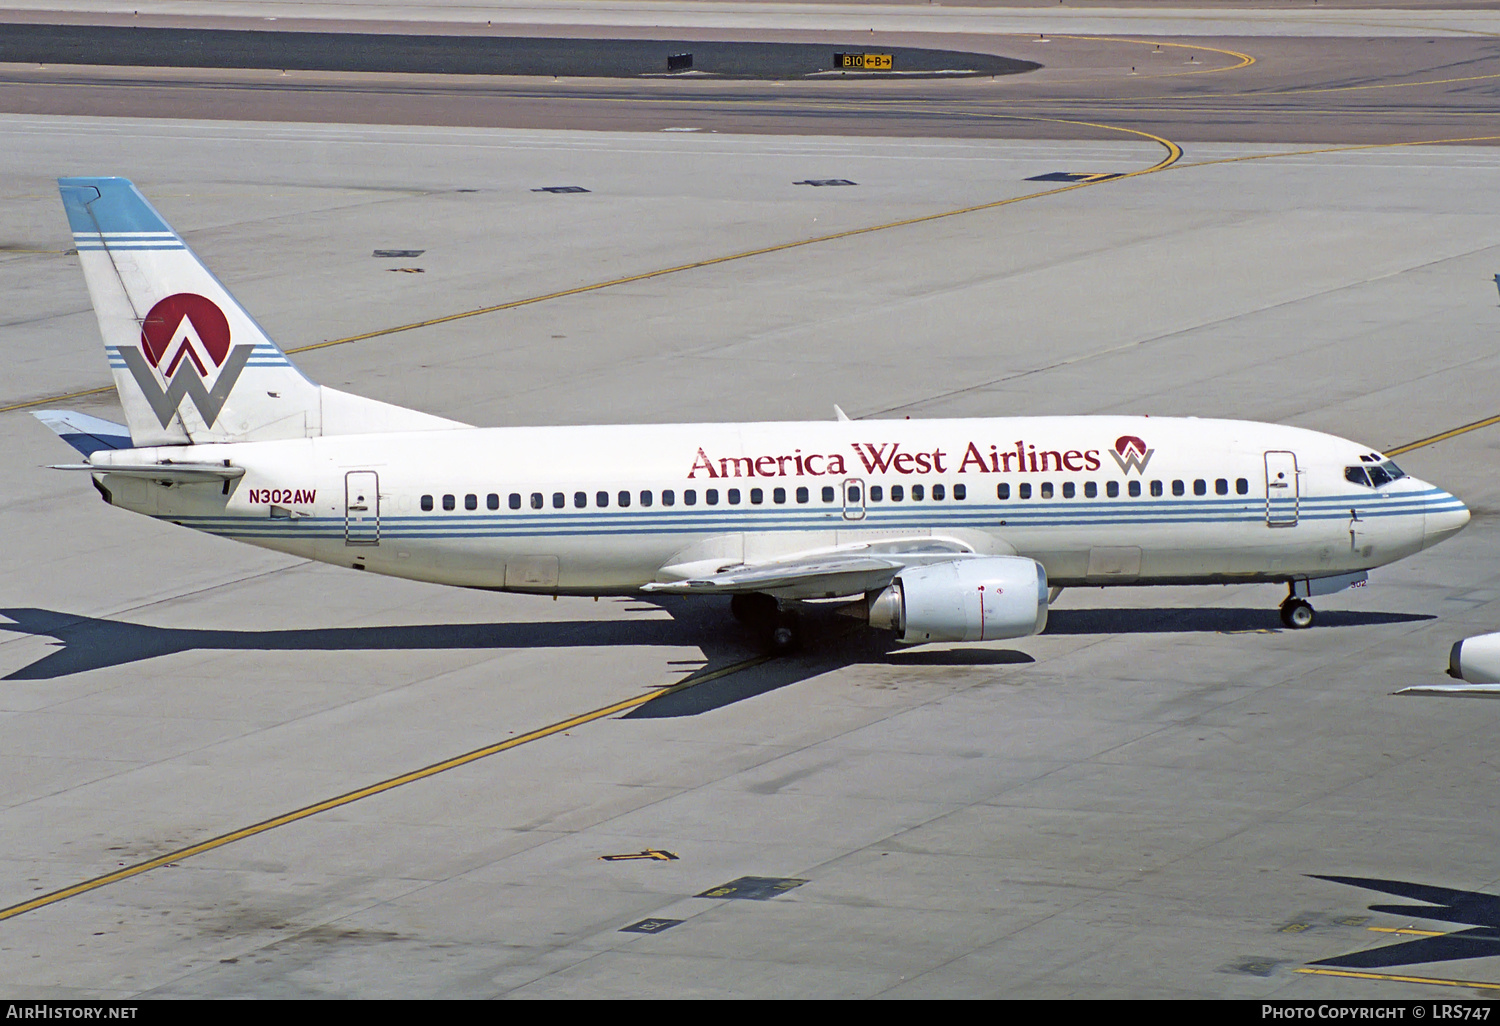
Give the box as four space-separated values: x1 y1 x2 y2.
1107 434 1155 475
119 293 254 427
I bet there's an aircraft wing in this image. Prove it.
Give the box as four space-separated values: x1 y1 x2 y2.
642 554 904 599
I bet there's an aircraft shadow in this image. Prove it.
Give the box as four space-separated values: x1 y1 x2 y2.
0 605 1034 720
1045 607 1434 635
1309 875 1500 968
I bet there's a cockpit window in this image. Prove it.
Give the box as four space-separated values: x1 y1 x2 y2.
1345 466 1371 487
1367 464 1392 487
1382 460 1406 481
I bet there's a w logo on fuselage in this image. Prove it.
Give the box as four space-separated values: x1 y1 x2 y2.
119 293 254 427
1108 434 1155 475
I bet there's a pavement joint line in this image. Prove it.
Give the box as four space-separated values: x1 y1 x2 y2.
0 651 771 925
1295 967 1500 991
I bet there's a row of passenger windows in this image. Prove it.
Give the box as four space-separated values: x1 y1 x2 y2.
419 483 971 512
417 476 1253 512
999 477 1252 500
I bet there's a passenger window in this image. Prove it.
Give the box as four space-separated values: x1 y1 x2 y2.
822 486 836 503
662 490 675 506
706 489 719 505
933 483 946 500
891 484 905 501
1194 479 1206 496
618 490 631 507
685 490 697 506
641 491 653 507
509 493 521 510
796 487 809 503
421 494 433 511
487 493 499 510
869 485 882 502
553 492 565 509
953 483 965 500
750 488 763 505
1084 482 1097 498
996 483 1009 500
1236 478 1249 495
596 491 609 507
1040 482 1053 499
443 494 456 511
1150 481 1163 497
1171 480 1185 496
773 487 786 504
911 484 925 501
463 494 476 510
1129 481 1141 498
1062 482 1075 499
848 486 862 503
574 491 587 508
1019 483 1032 500
1106 481 1119 498
1215 479 1228 496
1345 466 1371 488
531 493 543 510
728 489 741 505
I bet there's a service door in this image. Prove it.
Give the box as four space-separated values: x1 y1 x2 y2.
1264 451 1299 527
345 470 380 545
842 478 867 521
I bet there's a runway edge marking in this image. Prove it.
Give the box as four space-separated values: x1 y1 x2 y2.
0 652 771 924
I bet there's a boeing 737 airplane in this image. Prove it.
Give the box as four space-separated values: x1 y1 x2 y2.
35 178 1471 650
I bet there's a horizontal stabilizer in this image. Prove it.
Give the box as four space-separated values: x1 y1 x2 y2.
33 409 132 455
49 462 245 483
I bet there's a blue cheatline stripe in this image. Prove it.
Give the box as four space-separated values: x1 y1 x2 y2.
153 489 1457 541
104 344 291 369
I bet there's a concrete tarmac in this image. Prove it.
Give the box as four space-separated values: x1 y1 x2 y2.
2 116 1499 998
1 0 1500 1002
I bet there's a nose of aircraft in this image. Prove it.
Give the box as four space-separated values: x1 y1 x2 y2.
1423 490 1470 549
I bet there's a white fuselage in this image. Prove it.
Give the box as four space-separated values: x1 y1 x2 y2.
88 416 1468 595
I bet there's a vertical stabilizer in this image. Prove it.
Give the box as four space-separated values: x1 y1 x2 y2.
59 177 465 446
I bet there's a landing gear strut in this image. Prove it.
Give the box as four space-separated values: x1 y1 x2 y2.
1280 595 1315 630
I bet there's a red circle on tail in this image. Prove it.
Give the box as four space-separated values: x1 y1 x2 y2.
140 293 231 369
1114 435 1148 457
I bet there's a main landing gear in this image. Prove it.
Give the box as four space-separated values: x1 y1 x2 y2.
730 592 803 653
1279 593 1315 630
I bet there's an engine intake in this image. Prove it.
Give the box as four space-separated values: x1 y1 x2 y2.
868 556 1048 644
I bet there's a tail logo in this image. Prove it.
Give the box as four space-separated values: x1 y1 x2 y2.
1108 434 1155 475
120 293 254 427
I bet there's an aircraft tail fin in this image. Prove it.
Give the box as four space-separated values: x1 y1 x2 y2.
58 177 465 447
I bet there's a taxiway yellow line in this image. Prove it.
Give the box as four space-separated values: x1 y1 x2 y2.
1387 413 1500 456
1368 926 1447 937
1051 35 1256 78
0 652 770 924
1296 967 1500 991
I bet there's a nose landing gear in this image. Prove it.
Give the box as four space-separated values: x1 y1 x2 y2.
1280 595 1315 629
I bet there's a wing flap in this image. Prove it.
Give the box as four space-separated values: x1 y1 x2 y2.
643 555 903 598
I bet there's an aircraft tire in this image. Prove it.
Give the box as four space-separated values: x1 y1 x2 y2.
765 612 803 654
1280 598 1315 630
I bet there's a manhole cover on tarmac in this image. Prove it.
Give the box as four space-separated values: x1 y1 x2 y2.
696 876 808 900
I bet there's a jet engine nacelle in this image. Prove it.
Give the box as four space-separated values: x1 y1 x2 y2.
1448 631 1500 684
867 556 1048 644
